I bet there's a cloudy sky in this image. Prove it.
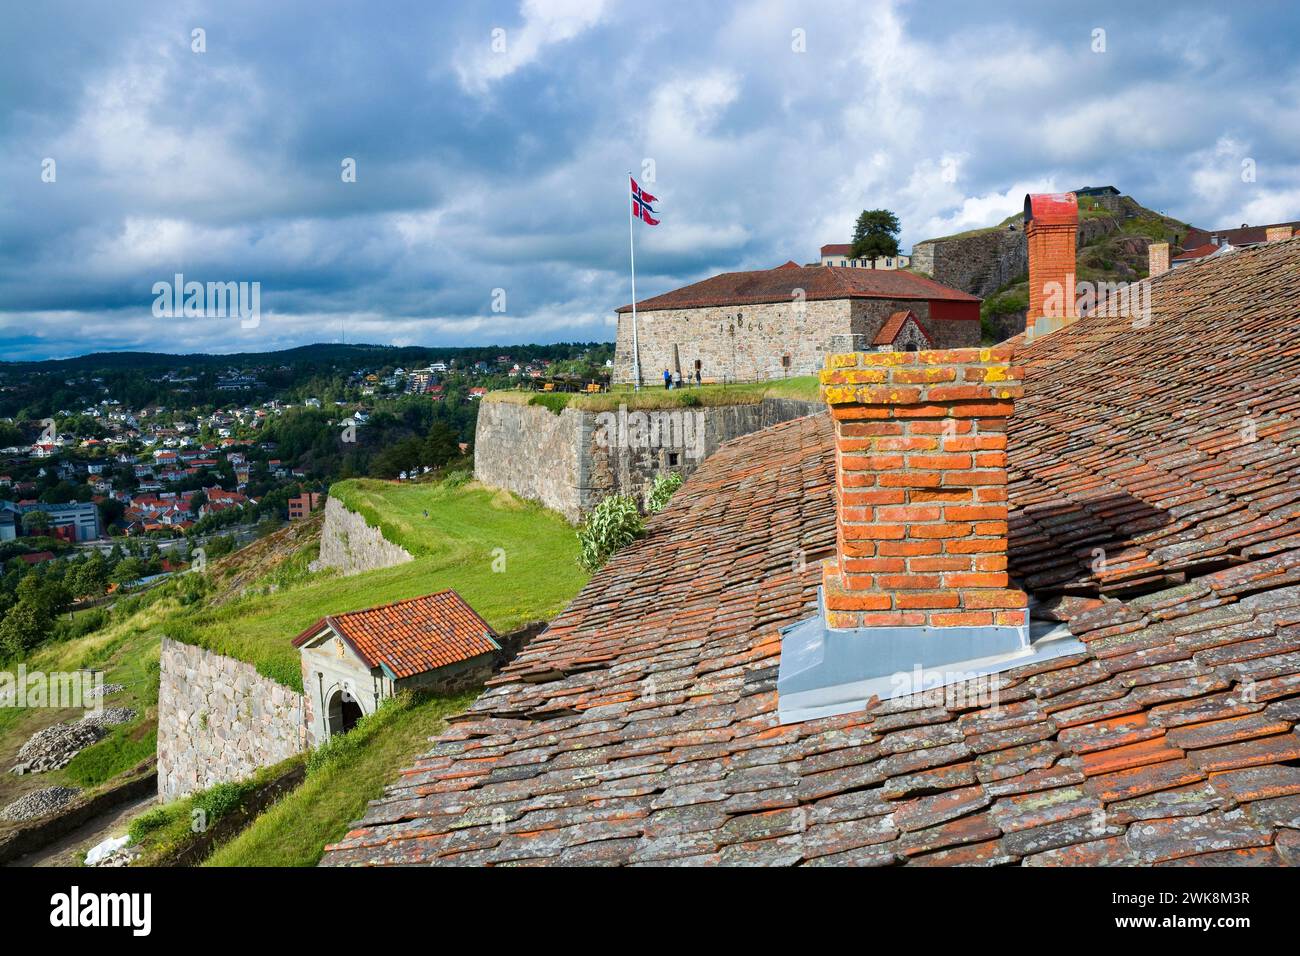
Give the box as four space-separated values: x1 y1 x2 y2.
2 0 1298 361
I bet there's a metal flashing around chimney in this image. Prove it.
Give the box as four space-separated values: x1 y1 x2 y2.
776 590 1084 724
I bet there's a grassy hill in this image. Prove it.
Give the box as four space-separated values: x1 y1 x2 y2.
168 476 587 689
0 474 588 864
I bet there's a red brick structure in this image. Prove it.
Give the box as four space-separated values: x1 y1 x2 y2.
1147 241 1170 277
818 347 1026 630
1024 192 1078 337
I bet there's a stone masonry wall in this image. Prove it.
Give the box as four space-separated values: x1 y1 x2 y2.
911 215 1122 299
611 297 975 387
314 496 413 576
474 399 586 521
614 298 852 387
157 638 308 800
912 227 1029 299
475 396 822 522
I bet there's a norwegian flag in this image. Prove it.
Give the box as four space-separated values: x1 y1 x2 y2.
630 177 660 225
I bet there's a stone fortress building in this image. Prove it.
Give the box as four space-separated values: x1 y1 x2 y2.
613 260 980 386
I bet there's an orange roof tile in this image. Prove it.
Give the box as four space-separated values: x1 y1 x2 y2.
871 309 934 347
294 589 498 678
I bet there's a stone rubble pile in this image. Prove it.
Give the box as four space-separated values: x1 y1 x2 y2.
0 786 81 822
9 721 106 775
80 707 137 730
85 682 125 699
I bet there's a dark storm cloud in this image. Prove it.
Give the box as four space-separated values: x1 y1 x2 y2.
1 0 1298 359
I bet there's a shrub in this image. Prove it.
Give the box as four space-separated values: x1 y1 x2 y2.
647 472 684 514
442 469 471 489
128 807 174 844
194 780 253 822
528 393 570 415
576 494 644 572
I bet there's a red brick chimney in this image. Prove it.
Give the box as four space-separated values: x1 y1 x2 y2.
1266 225 1295 242
1024 192 1079 339
819 347 1027 631
1148 241 1170 277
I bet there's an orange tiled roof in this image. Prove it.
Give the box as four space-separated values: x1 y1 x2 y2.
614 262 977 313
324 237 1300 867
294 589 498 679
871 309 934 347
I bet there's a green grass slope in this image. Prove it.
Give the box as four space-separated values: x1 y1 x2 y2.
169 476 588 690
203 691 472 867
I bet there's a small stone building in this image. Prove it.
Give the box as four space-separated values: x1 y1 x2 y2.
294 589 500 740
613 260 980 385
871 309 934 351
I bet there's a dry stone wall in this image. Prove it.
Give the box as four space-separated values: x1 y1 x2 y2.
157 638 308 800
314 496 413 575
475 397 823 522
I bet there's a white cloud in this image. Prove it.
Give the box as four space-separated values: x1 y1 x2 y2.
455 0 608 94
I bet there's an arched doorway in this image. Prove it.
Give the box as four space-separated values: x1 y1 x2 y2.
326 689 364 737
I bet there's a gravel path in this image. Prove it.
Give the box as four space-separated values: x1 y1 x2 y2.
6 791 158 867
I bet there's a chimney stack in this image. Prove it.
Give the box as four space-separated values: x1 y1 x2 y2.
1024 192 1079 340
775 344 1086 723
819 347 1027 631
1148 241 1170 277
1266 225 1294 243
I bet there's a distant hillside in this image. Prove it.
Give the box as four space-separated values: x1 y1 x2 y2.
910 193 1191 342
0 341 613 373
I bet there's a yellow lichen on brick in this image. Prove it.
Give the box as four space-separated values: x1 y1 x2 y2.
827 353 860 369
859 352 908 367
842 369 889 384
822 385 858 404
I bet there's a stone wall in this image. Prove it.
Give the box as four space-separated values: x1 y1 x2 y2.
911 216 1122 299
475 396 823 522
473 398 586 521
157 638 308 800
912 227 1029 299
314 496 413 576
612 297 976 386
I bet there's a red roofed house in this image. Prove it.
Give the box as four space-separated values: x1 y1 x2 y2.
613 261 979 385
819 242 911 270
293 590 501 740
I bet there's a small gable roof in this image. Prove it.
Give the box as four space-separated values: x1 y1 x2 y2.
293 589 499 679
871 309 935 347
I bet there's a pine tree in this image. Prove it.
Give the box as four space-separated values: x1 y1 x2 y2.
850 209 902 260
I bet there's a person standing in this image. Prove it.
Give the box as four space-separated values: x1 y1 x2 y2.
673 370 682 388
663 368 672 390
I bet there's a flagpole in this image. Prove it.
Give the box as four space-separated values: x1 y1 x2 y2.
627 172 641 391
